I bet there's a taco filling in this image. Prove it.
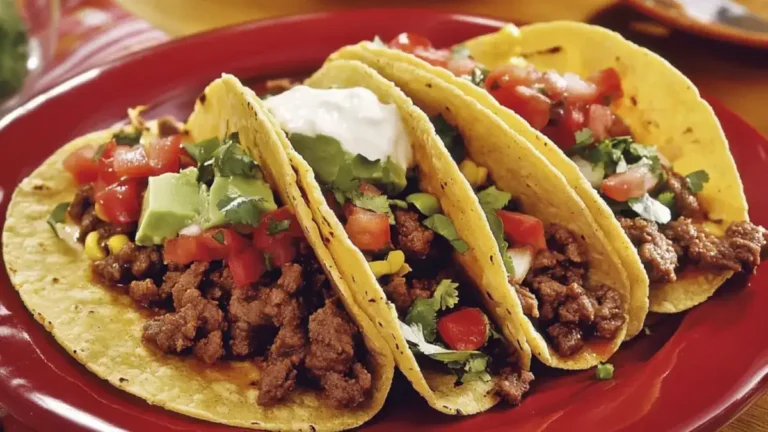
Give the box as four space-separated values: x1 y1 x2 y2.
49 116 374 408
432 116 626 357
384 33 768 287
265 85 533 404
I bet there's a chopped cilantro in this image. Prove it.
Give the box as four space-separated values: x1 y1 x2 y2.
348 193 394 224
573 128 594 149
476 186 512 211
615 155 628 173
112 129 142 146
291 133 346 185
212 141 260 178
430 115 465 162
47 202 71 236
197 160 215 184
184 136 221 164
595 363 614 380
432 279 460 311
211 231 225 244
405 301 438 341
217 195 268 226
267 219 291 235
628 194 671 224
405 192 441 217
422 214 469 253
464 67 488 87
685 170 709 194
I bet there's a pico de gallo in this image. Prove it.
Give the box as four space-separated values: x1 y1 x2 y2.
265 84 533 405
385 32 768 288
48 112 376 408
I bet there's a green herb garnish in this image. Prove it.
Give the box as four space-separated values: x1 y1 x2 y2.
595 363 614 380
47 202 71 236
405 192 441 217
112 129 142 146
217 195 268 226
422 214 469 253
685 170 710 194
430 115 465 162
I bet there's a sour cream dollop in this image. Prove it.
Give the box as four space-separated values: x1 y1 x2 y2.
265 85 413 169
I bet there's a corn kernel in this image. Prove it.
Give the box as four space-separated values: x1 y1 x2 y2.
476 165 489 186
459 159 478 183
84 231 106 261
386 250 405 274
94 203 108 221
369 260 391 278
107 234 130 255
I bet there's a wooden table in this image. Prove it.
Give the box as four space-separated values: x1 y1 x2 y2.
115 1 768 430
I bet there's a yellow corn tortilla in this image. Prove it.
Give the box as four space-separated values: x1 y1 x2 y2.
318 56 632 370
333 20 749 321
218 65 532 414
3 81 394 432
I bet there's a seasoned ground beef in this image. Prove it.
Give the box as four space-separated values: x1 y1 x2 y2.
520 224 626 357
513 284 539 319
619 217 678 284
394 209 435 259
92 243 164 285
664 217 767 274
68 184 94 223
494 369 535 405
128 279 160 307
382 276 440 313
665 170 706 220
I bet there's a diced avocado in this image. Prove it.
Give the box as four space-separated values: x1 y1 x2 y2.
135 167 201 245
204 175 277 228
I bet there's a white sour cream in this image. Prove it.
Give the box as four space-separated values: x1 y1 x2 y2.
265 85 413 169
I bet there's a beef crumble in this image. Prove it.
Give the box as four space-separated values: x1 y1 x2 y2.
619 216 767 284
394 209 435 259
517 224 626 357
665 169 706 220
90 238 372 408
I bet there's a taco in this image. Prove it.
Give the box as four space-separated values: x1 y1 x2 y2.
330 22 768 319
2 78 394 432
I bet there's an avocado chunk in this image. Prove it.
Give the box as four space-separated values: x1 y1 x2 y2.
204 175 277 228
135 167 201 246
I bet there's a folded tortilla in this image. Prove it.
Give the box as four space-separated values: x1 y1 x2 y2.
3 79 394 432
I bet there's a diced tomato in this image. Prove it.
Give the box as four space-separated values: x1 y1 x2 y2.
358 182 383 197
388 32 433 53
200 228 249 261
252 207 304 268
63 146 99 185
96 140 120 185
544 103 588 149
561 72 599 105
94 178 144 223
486 66 551 130
601 165 659 202
147 135 184 175
113 145 154 178
587 104 615 141
164 235 213 265
588 68 623 104
608 114 632 138
228 246 266 286
345 206 391 252
486 64 541 89
540 71 568 102
496 210 547 251
437 308 489 351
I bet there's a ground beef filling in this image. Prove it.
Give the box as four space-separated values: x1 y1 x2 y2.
72 192 372 408
620 216 768 284
514 224 626 357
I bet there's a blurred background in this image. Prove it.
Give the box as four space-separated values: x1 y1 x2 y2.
0 1 766 428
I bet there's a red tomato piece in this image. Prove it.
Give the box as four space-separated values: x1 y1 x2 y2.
228 246 266 286
388 32 433 52
486 64 541 89
607 114 632 138
113 145 154 178
94 178 144 223
147 135 183 175
486 66 551 130
163 235 212 265
587 104 615 141
96 140 120 185
437 308 489 351
496 210 547 251
412 47 451 68
63 146 99 185
588 68 623 104
200 228 249 261
601 165 659 202
540 70 568 102
345 206 391 252
446 55 478 77
252 207 304 268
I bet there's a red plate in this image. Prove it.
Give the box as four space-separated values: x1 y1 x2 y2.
1 8 768 432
